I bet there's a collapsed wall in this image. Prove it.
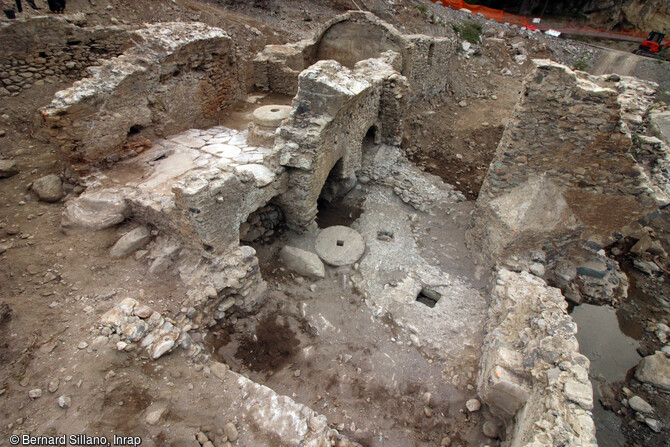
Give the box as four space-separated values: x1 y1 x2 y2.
0 15 129 96
466 60 659 269
41 22 244 165
253 11 454 102
479 269 596 446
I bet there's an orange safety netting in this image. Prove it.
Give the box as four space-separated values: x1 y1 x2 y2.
431 0 525 25
430 0 670 44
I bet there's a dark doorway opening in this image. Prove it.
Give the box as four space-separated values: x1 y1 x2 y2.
316 159 362 229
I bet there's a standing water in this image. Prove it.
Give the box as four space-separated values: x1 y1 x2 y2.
570 304 641 446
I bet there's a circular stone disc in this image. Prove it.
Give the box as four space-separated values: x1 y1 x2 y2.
252 105 292 128
315 226 366 266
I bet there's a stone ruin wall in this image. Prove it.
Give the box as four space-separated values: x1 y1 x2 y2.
466 60 662 445
40 22 245 165
0 15 129 97
276 54 408 231
253 11 454 103
479 269 597 446
465 60 659 269
30 12 669 445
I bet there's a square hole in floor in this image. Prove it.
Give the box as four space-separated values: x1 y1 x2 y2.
416 287 441 308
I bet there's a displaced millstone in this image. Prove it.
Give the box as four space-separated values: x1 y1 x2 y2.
110 227 151 258
253 105 292 128
635 352 670 391
315 226 366 266
279 246 325 279
0 159 18 178
32 174 63 202
61 189 129 230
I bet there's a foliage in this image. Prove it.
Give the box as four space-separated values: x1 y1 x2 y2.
414 3 428 14
572 59 589 71
452 21 482 44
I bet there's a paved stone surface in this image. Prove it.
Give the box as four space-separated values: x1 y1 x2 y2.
315 226 365 266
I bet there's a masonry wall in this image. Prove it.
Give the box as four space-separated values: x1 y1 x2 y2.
275 56 408 231
40 22 245 165
253 11 455 103
465 60 659 268
0 16 129 96
478 269 597 446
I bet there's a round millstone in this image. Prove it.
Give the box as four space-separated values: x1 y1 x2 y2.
315 226 365 266
253 105 292 128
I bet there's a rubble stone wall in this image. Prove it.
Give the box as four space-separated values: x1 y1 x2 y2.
478 269 597 446
170 167 287 254
40 22 244 165
253 11 454 102
276 56 408 231
0 16 129 96
465 60 659 268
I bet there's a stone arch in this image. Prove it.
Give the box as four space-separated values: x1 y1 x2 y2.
311 12 406 70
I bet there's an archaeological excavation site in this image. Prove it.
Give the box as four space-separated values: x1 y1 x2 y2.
1 0 670 446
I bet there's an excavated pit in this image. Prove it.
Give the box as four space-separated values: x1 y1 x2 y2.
6 7 670 447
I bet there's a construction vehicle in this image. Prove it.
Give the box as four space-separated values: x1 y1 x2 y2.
633 31 670 61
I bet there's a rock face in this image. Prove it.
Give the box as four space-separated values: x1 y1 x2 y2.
635 352 670 391
279 246 325 279
41 22 244 164
110 227 152 258
477 269 596 446
31 174 63 202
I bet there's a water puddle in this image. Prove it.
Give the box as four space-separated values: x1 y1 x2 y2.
571 303 642 447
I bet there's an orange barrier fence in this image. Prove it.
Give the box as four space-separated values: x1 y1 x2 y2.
431 0 526 26
429 0 670 44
